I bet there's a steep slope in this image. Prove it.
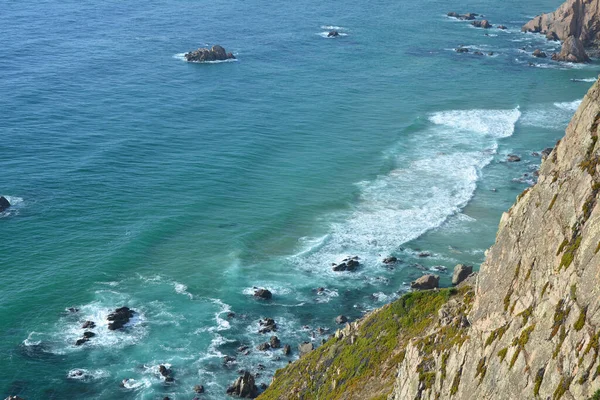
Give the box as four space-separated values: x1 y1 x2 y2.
522 0 600 47
258 80 600 400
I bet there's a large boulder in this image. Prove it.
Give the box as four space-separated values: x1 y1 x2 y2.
184 45 236 63
522 0 600 46
472 20 492 29
410 274 440 290
335 315 348 324
0 196 10 213
226 371 258 398
552 36 590 62
532 49 547 58
332 256 360 272
298 342 314 356
452 264 473 286
107 307 135 330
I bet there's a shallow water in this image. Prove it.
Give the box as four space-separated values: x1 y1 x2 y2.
1 0 597 398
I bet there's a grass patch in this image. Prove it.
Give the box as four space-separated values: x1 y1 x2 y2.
574 306 587 331
497 347 508 362
548 194 558 210
533 367 545 397
510 324 535 369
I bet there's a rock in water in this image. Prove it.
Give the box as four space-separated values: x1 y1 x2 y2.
184 45 236 63
456 47 469 53
452 264 473 286
552 36 590 63
253 288 272 300
327 30 340 37
226 371 258 398
410 274 440 290
194 384 205 394
269 336 281 349
335 315 348 324
472 20 492 28
532 49 547 58
507 154 521 162
106 307 135 330
282 344 291 355
0 196 10 213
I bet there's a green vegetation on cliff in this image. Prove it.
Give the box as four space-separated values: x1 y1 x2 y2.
258 287 472 400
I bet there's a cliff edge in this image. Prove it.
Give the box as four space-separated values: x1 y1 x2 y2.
258 80 600 400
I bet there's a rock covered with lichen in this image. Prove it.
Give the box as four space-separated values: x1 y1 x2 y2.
258 80 600 400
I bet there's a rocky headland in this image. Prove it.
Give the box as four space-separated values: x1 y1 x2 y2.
257 77 600 400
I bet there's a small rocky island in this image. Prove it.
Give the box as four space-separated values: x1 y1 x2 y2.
184 45 235 63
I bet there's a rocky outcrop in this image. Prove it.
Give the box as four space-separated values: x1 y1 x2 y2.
552 36 591 62
185 45 235 63
227 371 258 398
447 12 478 21
532 49 547 58
0 196 10 212
452 264 473 286
332 256 360 272
258 80 600 400
327 31 340 37
522 0 600 47
254 288 272 300
107 307 135 330
410 274 440 290
472 20 492 29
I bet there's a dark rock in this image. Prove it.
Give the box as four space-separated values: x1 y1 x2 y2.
237 345 249 353
335 315 348 324
258 318 277 334
447 12 460 18
259 383 268 390
226 371 258 398
410 274 440 290
552 36 590 63
269 336 281 349
473 51 484 56
158 365 171 378
532 49 547 58
327 31 340 37
5 397 26 400
382 256 398 264
75 338 89 346
224 355 237 364
82 331 95 339
67 307 79 313
282 344 291 355
460 13 477 20
452 264 473 286
253 288 272 300
472 20 492 29
185 45 236 63
456 47 469 53
418 252 431 258
227 312 236 319
165 376 174 383
332 257 360 272
106 307 135 330
497 25 507 30
81 321 95 329
256 342 271 351
0 196 10 213
546 31 559 41
431 265 448 272
488 52 495 56
541 147 553 158
298 342 314 356
194 384 205 394
507 154 521 162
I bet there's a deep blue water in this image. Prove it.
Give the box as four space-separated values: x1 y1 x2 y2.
1 0 597 398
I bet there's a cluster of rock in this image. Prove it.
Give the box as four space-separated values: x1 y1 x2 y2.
158 365 174 383
227 371 258 398
184 45 235 63
107 306 135 330
327 31 340 37
0 196 10 213
331 256 360 272
253 288 272 300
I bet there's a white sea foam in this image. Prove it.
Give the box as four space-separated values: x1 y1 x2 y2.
321 25 346 30
572 77 598 83
173 282 193 299
288 108 520 274
67 368 109 381
1 196 24 217
554 99 582 112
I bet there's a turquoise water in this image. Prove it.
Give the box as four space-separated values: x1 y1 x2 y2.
1 0 597 398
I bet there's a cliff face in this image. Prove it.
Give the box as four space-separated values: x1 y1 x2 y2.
259 80 600 400
522 0 600 47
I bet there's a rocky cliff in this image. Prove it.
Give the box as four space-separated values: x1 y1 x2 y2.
258 80 600 400
522 0 600 47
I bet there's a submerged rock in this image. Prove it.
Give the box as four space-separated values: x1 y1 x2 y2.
552 36 590 63
327 30 340 37
0 196 10 213
507 154 521 162
184 45 236 63
497 25 507 30
81 321 95 329
226 371 258 398
532 49 547 58
452 264 473 286
107 307 135 330
382 256 398 264
456 47 469 53
410 274 440 290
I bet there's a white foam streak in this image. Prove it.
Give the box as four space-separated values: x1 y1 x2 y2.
554 99 582 112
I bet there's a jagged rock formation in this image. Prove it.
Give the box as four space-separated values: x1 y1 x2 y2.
258 80 600 400
552 36 591 62
184 45 235 63
522 0 600 47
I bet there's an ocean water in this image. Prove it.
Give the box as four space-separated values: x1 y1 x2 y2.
1 0 597 398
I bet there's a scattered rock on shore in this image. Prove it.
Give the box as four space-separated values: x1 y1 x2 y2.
410 274 440 290
184 45 235 63
452 264 473 286
226 371 258 398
